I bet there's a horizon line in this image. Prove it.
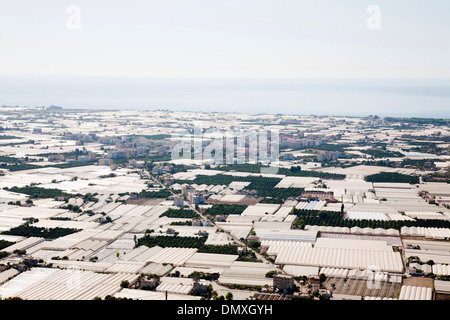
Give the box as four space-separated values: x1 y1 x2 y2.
4 105 450 120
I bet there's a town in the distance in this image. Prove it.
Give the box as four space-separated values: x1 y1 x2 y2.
0 105 450 301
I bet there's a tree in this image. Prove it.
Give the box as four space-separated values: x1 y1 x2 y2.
265 271 278 278
172 271 181 277
225 292 233 300
319 273 326 283
3 224 79 239
249 241 261 250
120 280 129 288
295 219 305 230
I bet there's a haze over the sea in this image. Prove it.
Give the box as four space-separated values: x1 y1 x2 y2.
1 77 450 118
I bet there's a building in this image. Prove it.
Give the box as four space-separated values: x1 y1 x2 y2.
247 236 260 243
216 215 227 222
110 151 126 159
407 267 423 276
316 150 341 161
88 152 96 161
308 275 320 285
23 256 38 267
166 228 178 235
188 193 204 204
48 154 65 162
193 280 210 293
273 274 294 292
174 197 184 208
293 292 311 300
192 219 213 227
140 278 159 290
99 158 113 166
128 159 137 167
162 174 174 186
152 166 164 175
237 247 247 255
78 155 90 162
182 185 196 196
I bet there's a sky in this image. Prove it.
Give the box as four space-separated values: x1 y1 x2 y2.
1 0 450 79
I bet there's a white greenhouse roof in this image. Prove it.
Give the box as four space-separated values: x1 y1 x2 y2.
184 252 238 268
275 246 403 273
114 288 202 300
398 286 432 300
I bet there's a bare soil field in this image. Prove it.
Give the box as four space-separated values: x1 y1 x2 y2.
402 277 434 288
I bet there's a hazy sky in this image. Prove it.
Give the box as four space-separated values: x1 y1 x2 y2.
1 0 450 79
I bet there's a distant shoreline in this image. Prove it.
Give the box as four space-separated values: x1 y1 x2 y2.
1 105 449 121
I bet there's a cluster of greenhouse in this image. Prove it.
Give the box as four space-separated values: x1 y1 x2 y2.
275 246 404 273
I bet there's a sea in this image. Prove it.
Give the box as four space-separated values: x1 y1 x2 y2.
1 77 449 118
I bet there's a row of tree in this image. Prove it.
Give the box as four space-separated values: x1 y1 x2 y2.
291 208 450 230
2 224 80 239
4 186 69 199
137 189 172 199
160 208 200 219
197 244 238 255
364 172 420 184
137 235 207 249
137 236 244 256
259 197 284 204
217 163 346 179
0 239 14 250
203 204 248 216
361 149 404 158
